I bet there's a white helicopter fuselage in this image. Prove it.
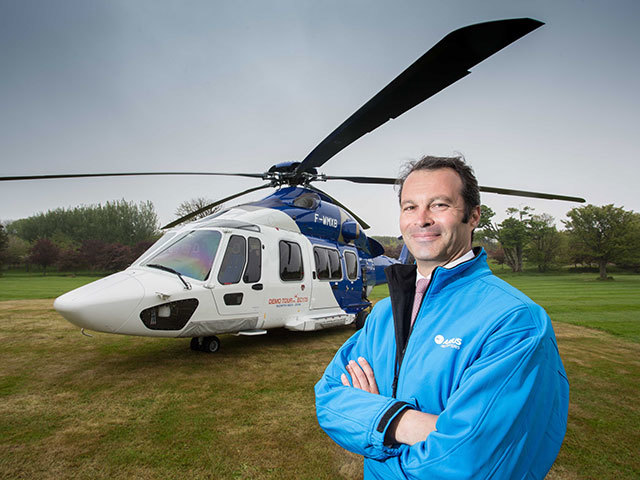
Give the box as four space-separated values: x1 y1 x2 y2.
54 204 374 340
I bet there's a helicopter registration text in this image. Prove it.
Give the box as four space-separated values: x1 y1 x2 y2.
314 213 338 228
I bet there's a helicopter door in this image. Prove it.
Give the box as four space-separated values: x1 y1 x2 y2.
310 246 342 310
340 248 365 312
209 234 263 316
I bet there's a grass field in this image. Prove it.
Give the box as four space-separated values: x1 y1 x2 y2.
0 273 639 479
0 273 103 301
370 273 640 343
497 272 640 343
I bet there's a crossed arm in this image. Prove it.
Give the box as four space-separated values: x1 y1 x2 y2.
317 303 568 479
342 357 438 446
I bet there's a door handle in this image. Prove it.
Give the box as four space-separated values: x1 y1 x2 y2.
252 283 264 291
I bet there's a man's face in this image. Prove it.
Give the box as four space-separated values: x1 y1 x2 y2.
399 168 480 276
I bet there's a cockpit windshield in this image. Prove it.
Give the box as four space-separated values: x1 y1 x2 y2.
144 230 222 281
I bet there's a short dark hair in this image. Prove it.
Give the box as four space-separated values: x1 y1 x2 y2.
396 155 480 223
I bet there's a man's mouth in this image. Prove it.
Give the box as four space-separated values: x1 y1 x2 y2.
411 232 441 241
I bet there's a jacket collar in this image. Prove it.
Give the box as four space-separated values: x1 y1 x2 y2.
383 247 489 366
385 246 489 298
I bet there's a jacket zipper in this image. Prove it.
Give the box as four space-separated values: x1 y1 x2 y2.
391 268 438 397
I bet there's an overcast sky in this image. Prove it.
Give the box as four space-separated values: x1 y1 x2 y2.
1 0 638 236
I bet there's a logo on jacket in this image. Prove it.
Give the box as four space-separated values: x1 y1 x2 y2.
434 334 462 350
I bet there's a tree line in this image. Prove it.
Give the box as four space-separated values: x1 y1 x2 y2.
0 197 219 275
1 199 639 278
375 203 640 280
9 200 158 245
0 200 159 274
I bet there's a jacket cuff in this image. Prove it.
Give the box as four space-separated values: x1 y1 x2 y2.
374 401 412 448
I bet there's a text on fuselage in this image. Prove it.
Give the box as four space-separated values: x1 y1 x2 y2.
314 213 338 228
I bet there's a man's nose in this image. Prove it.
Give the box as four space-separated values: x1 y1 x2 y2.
416 206 434 226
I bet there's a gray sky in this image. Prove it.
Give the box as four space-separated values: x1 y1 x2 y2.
1 0 639 236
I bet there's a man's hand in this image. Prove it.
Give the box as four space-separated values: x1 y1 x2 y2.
341 357 379 394
341 356 438 446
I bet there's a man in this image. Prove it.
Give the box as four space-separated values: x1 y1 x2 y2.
315 156 569 479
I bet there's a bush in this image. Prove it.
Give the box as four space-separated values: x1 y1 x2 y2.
29 238 60 275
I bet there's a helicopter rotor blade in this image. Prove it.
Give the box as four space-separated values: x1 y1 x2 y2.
0 172 266 182
162 183 272 230
325 175 585 202
479 186 585 203
306 185 370 230
294 18 543 175
324 175 396 185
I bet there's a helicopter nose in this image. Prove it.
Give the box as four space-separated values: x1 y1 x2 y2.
54 271 145 334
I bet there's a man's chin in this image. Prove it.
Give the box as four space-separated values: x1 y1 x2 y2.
408 242 441 257
412 252 444 265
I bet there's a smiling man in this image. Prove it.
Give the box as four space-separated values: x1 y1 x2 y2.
315 155 569 479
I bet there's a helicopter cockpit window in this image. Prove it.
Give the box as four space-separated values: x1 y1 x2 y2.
145 230 222 281
344 250 358 281
279 240 304 281
133 231 178 266
243 237 262 283
218 235 247 285
313 246 342 281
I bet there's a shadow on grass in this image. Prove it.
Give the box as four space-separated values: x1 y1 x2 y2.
87 325 354 370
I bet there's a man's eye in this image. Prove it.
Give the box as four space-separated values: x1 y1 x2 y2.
431 203 449 210
403 205 415 212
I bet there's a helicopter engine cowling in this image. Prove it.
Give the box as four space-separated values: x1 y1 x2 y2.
341 220 359 241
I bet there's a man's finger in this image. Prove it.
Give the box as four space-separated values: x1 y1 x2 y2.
347 363 363 390
349 360 372 392
357 357 379 394
341 373 350 387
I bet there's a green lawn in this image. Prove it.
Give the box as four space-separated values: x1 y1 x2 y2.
0 273 639 479
0 273 104 301
496 272 640 343
371 272 640 343
0 300 361 480
4 271 637 342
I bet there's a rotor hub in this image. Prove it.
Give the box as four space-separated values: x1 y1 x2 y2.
265 162 320 187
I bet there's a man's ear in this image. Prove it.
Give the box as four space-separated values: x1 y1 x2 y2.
469 205 481 229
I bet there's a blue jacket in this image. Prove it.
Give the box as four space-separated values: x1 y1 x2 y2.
315 249 569 479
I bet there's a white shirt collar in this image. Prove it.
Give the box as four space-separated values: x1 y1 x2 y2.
416 249 475 284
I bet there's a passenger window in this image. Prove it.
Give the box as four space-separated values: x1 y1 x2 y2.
279 240 304 281
314 247 330 280
218 235 246 284
314 246 342 281
344 251 358 281
243 237 262 283
328 249 342 280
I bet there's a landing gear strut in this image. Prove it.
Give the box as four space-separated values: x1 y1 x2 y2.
190 336 221 353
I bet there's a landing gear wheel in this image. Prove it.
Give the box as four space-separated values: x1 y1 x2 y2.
202 336 221 353
190 337 201 351
355 309 369 330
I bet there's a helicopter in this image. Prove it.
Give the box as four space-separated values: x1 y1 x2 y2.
1 18 584 353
